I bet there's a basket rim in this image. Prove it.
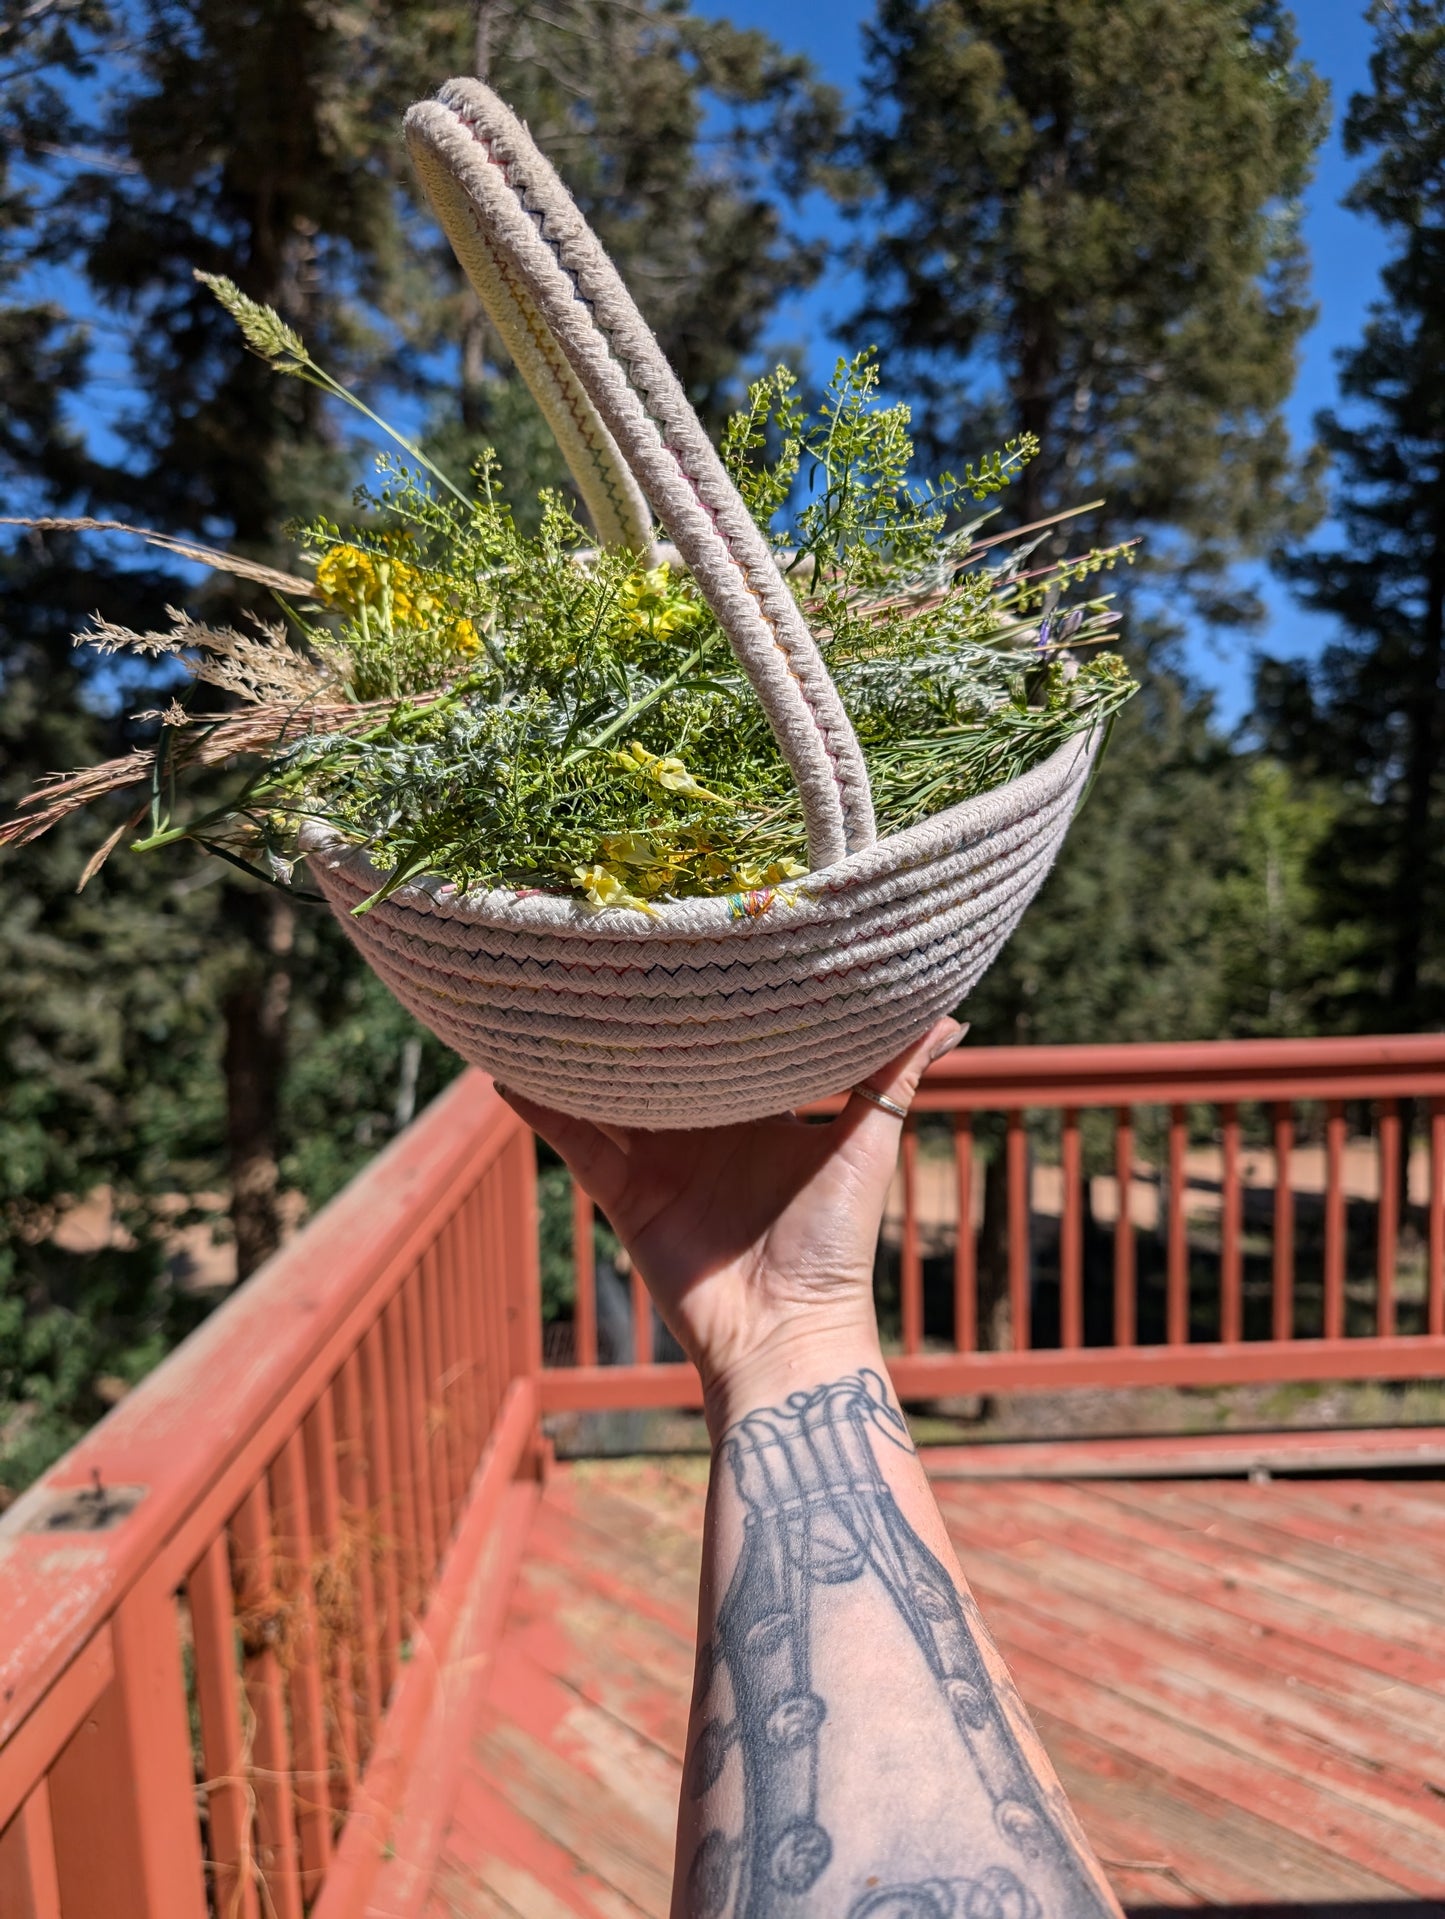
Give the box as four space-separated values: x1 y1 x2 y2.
298 728 1096 942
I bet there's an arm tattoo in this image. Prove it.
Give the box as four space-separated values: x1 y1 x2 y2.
685 1370 1115 1919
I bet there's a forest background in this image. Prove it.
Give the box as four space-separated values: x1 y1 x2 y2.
2 0 1442 1492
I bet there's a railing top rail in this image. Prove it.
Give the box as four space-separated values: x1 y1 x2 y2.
0 1068 520 1752
885 1032 1445 1111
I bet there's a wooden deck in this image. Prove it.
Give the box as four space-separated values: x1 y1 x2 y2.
421 1448 1445 1919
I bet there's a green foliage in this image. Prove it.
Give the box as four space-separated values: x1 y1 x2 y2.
0 0 839 1488
33 342 1136 908
848 0 1329 621
1263 0 1445 1032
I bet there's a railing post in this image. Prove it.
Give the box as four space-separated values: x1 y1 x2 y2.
0 1784 62 1919
1272 1104 1295 1342
1007 1110 1031 1351
1113 1109 1136 1348
48 1573 207 1919
502 1124 550 1476
1376 1099 1399 1338
901 1118 923 1356
1430 1099 1445 1338
572 1181 598 1366
1167 1104 1189 1345
1220 1103 1243 1345
953 1115 976 1354
1324 1099 1347 1340
1060 1109 1083 1349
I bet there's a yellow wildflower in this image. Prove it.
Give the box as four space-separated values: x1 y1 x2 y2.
315 542 478 653
615 740 731 805
598 836 663 875
616 562 697 638
708 854 807 891
573 863 659 915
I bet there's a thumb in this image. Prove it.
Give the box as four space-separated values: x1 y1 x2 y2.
843 1017 969 1136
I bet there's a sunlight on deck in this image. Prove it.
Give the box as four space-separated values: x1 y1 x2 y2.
423 1458 1445 1919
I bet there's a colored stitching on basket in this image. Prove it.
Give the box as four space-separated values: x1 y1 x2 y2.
727 888 776 921
446 101 858 830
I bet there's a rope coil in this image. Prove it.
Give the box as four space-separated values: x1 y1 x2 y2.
304 81 1099 1129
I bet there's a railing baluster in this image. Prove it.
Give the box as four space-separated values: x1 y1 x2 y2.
419 1245 455 1547
361 1317 404 1690
1113 1109 1135 1347
1167 1104 1189 1345
901 1118 923 1356
268 1432 333 1889
187 1534 262 1919
47 1576 208 1919
631 1261 653 1365
451 1192 484 1477
401 1273 440 1580
953 1114 976 1353
476 1165 501 1406
1376 1099 1399 1338
475 1177 504 1426
1007 1109 1030 1351
434 1212 470 1511
336 1348 384 1743
230 1482 304 1919
1060 1108 1083 1349
380 1294 422 1628
1325 1099 1347 1340
0 1782 63 1919
1220 1103 1243 1345
1272 1104 1295 1342
504 1127 545 1396
303 1391 358 1807
1431 1098 1445 1338
573 1178 598 1367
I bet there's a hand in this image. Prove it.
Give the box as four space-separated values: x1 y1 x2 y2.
496 1016 965 1423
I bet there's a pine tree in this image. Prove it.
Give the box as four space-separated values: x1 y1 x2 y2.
1 0 835 1476
848 0 1327 614
399 0 836 502
1265 0 1445 1032
845 1 1329 1345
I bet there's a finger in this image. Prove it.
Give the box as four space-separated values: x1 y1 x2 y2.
493 1082 631 1211
842 1017 968 1139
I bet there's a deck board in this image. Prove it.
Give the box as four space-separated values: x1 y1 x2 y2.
428 1455 1445 1916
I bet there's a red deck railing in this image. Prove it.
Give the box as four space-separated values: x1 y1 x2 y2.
0 1073 543 1919
0 1034 1442 1917
552 1033 1445 1409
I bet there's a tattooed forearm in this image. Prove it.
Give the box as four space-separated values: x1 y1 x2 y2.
681 1371 1118 1919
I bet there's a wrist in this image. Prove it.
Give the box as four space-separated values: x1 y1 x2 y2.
700 1310 886 1444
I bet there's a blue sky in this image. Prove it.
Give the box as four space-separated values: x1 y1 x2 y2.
25 3 1391 726
694 0 1391 724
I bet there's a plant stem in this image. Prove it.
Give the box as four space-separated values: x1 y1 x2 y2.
563 637 715 764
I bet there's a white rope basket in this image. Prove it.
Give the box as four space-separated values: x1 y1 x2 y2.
305 81 1099 1130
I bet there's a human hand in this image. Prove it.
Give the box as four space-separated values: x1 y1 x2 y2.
495 1016 965 1427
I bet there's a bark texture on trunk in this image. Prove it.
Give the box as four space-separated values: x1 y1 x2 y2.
223 889 294 1282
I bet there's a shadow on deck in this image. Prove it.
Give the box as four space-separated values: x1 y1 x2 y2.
420 1446 1445 1919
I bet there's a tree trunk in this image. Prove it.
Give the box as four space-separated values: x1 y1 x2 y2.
222 889 294 1281
1390 520 1443 1024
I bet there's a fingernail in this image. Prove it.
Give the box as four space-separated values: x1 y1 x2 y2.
928 1021 970 1064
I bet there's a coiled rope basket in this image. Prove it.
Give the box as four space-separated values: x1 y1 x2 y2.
305 80 1099 1130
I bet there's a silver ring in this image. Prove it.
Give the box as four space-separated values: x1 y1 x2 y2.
853 1082 910 1121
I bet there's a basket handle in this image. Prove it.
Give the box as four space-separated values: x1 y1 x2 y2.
405 80 877 869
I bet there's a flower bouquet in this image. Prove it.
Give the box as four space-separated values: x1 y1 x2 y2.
3 82 1135 1129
